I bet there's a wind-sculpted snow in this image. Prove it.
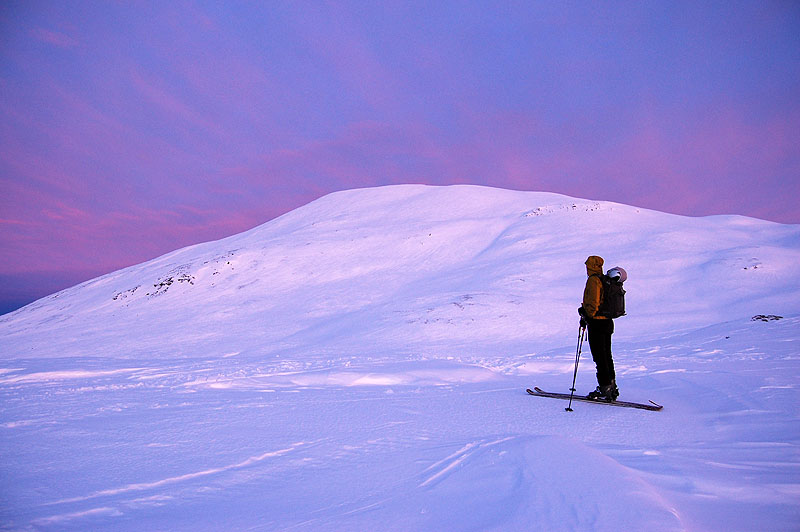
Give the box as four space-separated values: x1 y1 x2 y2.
1 185 799 530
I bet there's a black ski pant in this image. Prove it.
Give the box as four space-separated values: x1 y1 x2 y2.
587 318 615 387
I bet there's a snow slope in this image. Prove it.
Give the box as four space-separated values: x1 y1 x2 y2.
1 185 799 531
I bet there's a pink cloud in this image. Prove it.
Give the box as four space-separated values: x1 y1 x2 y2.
287 5 406 113
0 218 27 226
0 194 260 278
129 68 221 135
30 27 78 48
576 100 800 221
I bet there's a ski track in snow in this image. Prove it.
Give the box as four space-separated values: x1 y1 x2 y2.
1 185 799 531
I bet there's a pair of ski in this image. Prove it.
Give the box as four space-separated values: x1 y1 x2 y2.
527 386 663 411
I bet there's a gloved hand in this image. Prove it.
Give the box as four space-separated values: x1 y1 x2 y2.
580 317 587 328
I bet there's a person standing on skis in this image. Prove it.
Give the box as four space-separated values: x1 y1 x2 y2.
579 255 619 401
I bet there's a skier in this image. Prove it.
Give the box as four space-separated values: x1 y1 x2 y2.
579 255 619 401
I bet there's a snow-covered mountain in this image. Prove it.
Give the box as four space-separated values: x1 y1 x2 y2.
2 185 799 531
2 185 796 360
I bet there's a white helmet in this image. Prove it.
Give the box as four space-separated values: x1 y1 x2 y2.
607 267 627 282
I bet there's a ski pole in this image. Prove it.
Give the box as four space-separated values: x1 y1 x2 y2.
566 324 586 412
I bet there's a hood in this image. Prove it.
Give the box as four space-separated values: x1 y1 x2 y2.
585 255 604 276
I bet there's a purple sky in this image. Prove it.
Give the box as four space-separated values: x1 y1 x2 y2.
1 2 799 314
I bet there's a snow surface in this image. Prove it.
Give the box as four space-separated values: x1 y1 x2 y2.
1 184 799 531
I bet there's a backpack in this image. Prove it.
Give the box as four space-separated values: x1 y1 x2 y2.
597 274 626 318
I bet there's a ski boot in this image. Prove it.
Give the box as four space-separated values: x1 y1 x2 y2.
587 386 607 401
587 382 619 402
604 382 620 401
